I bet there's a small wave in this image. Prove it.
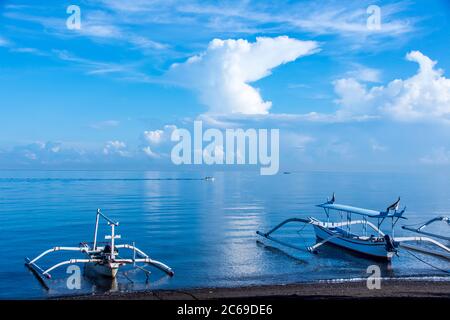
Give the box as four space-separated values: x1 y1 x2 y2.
317 275 450 284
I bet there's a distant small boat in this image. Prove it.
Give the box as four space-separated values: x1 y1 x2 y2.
204 176 215 181
25 209 174 284
283 171 291 174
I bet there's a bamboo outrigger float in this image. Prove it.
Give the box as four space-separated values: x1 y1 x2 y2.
25 209 174 284
257 194 450 263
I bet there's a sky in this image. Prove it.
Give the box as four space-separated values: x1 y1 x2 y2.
0 0 450 172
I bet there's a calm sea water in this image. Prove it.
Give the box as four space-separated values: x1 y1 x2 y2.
0 170 449 299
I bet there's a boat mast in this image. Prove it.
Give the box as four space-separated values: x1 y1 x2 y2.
93 209 101 250
110 223 115 259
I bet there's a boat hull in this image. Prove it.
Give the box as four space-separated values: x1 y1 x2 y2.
84 262 120 278
313 225 394 261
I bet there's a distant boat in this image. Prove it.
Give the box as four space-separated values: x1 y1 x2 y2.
204 176 215 181
283 171 291 174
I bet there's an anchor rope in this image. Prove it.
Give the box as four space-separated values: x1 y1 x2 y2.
296 222 310 247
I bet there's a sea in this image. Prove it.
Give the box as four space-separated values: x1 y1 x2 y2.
0 170 449 299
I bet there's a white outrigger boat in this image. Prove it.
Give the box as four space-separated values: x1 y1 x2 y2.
25 209 174 284
257 194 450 263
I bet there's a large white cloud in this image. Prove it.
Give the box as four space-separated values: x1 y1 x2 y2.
334 51 450 122
168 36 319 115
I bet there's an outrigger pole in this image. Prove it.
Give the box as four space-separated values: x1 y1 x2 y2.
402 216 450 241
397 216 450 261
257 218 312 252
256 216 387 254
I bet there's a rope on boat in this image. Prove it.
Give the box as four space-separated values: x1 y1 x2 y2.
405 250 450 274
120 271 134 284
296 222 309 245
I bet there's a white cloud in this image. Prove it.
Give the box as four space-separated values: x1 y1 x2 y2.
346 64 381 83
333 51 450 122
420 148 450 165
53 49 152 81
168 36 319 115
142 146 159 158
142 124 178 158
173 1 414 38
370 139 387 152
194 50 450 124
283 133 315 151
143 129 164 144
103 140 130 157
4 9 168 56
0 141 88 166
0 36 10 47
143 125 177 145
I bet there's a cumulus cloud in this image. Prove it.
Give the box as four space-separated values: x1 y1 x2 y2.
143 125 177 145
142 125 178 157
333 51 450 122
168 36 319 115
103 140 130 157
0 141 90 166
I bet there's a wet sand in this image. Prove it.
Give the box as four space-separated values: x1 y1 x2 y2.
61 280 450 300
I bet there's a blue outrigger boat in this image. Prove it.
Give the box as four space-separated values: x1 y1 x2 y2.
257 194 450 261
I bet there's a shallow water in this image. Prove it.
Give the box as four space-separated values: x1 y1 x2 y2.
0 170 449 299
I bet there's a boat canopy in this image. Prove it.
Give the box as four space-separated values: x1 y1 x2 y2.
317 195 406 219
317 203 383 217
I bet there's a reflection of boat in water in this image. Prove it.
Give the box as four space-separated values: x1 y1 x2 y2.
257 193 450 263
204 176 215 181
26 209 174 286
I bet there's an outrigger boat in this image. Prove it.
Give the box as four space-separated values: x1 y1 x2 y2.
257 194 450 262
25 209 174 284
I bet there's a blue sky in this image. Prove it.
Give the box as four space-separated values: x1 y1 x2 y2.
0 0 450 171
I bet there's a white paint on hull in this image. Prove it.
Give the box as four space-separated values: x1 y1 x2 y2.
313 225 394 260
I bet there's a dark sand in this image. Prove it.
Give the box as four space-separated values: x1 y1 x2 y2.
61 280 450 300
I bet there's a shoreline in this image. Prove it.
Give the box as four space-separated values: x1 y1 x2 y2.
59 279 450 300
